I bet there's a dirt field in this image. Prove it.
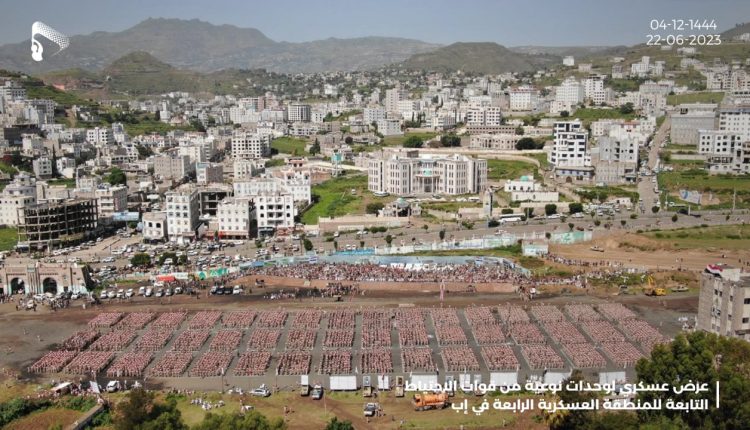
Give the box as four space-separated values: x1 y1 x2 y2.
0 272 701 430
551 231 750 272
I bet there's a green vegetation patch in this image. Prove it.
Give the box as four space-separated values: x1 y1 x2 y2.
271 136 308 155
667 92 724 106
301 175 389 224
486 159 537 181
0 228 18 252
642 224 750 250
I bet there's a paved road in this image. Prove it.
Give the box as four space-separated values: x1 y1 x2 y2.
638 117 671 211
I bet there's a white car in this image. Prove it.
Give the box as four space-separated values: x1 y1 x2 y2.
145 288 153 297
107 290 116 299
99 290 108 299
138 286 146 295
125 289 134 298
106 380 121 393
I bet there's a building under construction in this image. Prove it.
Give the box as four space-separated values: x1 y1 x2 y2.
17 198 98 251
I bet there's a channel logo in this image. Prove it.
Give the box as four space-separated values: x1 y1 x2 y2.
31 21 69 62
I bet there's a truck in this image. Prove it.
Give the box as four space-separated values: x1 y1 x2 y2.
299 375 310 396
394 376 405 397
412 392 450 411
363 375 373 397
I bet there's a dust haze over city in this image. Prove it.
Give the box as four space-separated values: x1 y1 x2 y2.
0 1 749 429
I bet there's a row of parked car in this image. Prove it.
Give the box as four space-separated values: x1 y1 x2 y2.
98 284 185 300
209 285 244 295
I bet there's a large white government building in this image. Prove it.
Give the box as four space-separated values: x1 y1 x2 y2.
367 150 487 196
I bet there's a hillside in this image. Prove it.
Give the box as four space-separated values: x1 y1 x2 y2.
0 18 438 74
401 42 558 74
34 53 319 97
722 22 750 40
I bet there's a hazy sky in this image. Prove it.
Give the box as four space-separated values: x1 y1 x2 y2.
2 0 748 46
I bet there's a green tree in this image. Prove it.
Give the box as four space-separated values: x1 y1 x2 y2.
402 135 424 148
440 134 461 147
365 202 384 214
672 214 678 222
545 204 558 216
158 252 178 265
515 137 538 150
560 110 570 118
568 222 574 231
114 389 187 430
193 411 285 430
652 206 660 214
344 136 353 145
619 102 635 115
548 370 597 430
106 167 127 186
325 417 354 430
439 230 446 240
385 234 393 247
130 253 151 268
568 202 583 214
309 139 321 155
515 126 524 135
620 219 627 227
135 145 153 158
635 332 750 429
303 239 313 252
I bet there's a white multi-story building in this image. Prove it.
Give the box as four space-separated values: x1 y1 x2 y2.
465 107 503 127
196 162 223 185
254 192 295 233
165 186 201 242
697 265 750 341
550 121 589 167
556 77 584 106
363 108 386 124
631 56 651 77
287 103 311 122
698 130 750 175
385 88 407 113
592 136 639 184
718 105 750 139
32 157 53 178
583 75 609 105
469 134 521 150
231 132 270 159
94 184 128 221
217 197 255 239
377 118 402 136
0 81 26 101
509 86 539 111
671 104 717 145
86 127 114 145
142 211 167 242
0 173 36 226
233 159 263 180
562 56 575 67
154 154 194 180
368 150 487 196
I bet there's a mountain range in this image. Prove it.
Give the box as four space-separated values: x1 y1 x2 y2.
0 18 439 74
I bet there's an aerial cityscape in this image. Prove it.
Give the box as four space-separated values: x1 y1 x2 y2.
0 1 749 429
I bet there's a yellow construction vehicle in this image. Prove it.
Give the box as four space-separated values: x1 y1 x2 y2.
644 276 666 296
